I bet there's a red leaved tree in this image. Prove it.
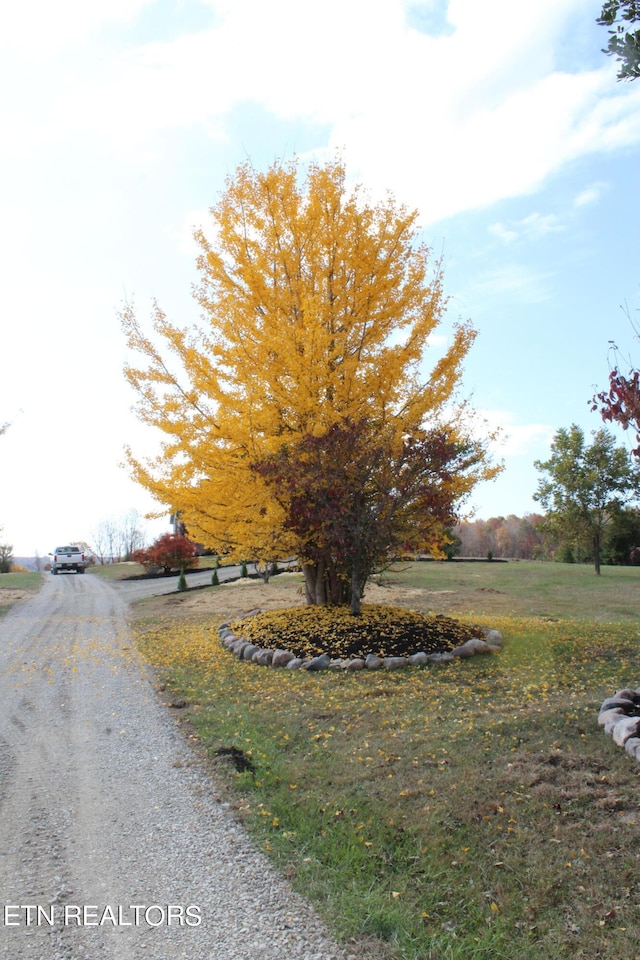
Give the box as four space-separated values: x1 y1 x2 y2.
252 417 487 615
592 310 640 459
592 366 640 458
132 533 199 574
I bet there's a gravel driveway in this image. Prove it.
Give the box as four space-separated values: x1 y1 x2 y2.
0 573 354 960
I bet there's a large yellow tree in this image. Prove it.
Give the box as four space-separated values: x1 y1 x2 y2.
123 157 498 611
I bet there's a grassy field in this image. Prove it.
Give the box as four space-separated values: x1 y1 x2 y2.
379 559 640 621
0 571 42 617
87 561 147 580
129 561 640 960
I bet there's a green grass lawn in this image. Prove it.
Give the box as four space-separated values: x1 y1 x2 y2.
0 571 42 617
87 561 147 580
131 561 640 960
378 558 640 621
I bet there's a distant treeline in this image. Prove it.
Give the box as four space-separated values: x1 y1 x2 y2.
451 508 640 566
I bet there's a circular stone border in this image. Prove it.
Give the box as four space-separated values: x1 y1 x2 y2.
598 687 640 760
218 618 504 672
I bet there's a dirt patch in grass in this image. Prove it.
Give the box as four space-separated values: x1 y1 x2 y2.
0 588 30 605
130 574 308 623
500 748 613 808
129 573 463 624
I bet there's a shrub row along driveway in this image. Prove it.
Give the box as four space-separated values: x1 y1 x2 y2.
0 572 352 960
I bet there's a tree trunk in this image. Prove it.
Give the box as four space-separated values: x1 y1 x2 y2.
350 561 364 617
593 533 601 576
303 559 328 605
302 558 351 606
327 564 349 606
349 583 362 616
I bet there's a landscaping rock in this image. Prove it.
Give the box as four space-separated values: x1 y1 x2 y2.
598 706 624 727
365 654 383 670
345 658 365 671
271 649 295 667
600 708 625 735
599 697 639 714
613 716 640 747
466 638 492 654
451 641 476 658
408 652 429 666
426 651 455 664
485 629 503 648
384 656 408 670
217 616 504 674
626 737 640 758
600 690 640 763
303 654 332 672
253 649 274 666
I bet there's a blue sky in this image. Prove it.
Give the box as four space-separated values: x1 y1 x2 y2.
1 0 639 557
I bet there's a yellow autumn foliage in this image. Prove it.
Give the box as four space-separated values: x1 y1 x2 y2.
123 157 498 567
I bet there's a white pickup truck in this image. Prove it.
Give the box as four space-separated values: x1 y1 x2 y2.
51 545 87 575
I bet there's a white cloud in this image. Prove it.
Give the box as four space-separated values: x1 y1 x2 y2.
489 223 519 244
481 410 554 457
471 265 555 306
0 0 153 55
336 67 640 224
574 182 608 207
521 213 564 236
5 0 638 221
489 212 565 244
